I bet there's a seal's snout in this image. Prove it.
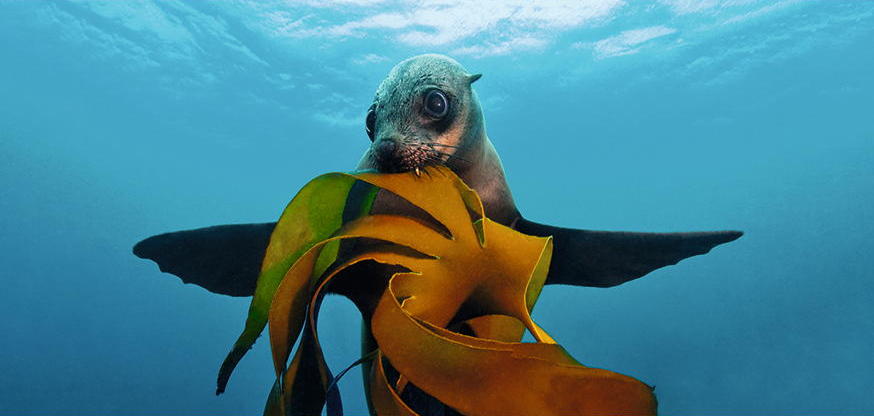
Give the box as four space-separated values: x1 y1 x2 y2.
373 137 405 172
372 136 438 173
375 138 397 157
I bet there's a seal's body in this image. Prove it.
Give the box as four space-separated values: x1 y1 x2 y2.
134 52 741 296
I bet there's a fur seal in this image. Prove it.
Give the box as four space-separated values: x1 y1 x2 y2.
133 53 741 415
133 54 741 296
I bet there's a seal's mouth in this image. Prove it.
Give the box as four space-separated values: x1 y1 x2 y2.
373 141 447 173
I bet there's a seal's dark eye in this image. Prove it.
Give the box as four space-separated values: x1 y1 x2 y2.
365 107 376 141
423 89 449 118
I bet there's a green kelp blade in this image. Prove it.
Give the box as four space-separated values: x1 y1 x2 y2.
268 215 447 379
217 173 376 394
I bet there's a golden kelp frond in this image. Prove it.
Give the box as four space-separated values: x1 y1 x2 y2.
373 278 657 416
231 165 655 415
217 174 366 395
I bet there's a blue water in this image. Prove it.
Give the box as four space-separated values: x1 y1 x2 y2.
2 1 872 414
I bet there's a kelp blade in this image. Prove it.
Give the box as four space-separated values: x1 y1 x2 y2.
373 278 657 416
276 248 428 416
218 174 373 394
230 166 656 415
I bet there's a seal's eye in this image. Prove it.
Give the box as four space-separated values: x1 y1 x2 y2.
365 107 376 141
423 89 449 118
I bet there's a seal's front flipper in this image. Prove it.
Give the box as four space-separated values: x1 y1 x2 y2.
132 222 276 297
515 218 742 288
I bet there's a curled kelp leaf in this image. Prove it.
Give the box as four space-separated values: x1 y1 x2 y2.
372 280 657 415
270 245 429 415
217 175 377 394
254 166 656 415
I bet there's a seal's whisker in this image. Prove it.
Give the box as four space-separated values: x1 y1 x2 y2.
429 150 471 165
435 150 469 162
425 143 463 149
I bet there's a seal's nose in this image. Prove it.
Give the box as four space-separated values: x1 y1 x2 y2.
375 137 398 158
373 137 406 172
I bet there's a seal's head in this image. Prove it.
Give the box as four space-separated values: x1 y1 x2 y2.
365 54 483 173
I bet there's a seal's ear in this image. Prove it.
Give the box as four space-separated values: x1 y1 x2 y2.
468 73 482 84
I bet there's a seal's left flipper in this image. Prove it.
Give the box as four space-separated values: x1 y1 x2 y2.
515 218 742 288
133 223 275 297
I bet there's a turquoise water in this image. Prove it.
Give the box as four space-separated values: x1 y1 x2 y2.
1 1 872 414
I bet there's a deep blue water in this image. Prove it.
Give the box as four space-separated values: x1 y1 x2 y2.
1 1 872 414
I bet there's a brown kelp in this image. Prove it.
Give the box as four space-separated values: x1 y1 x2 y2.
217 166 656 416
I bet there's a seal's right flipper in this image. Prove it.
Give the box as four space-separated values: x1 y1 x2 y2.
133 222 276 297
515 218 742 288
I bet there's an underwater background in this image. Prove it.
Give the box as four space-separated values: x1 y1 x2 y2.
1 1 872 414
